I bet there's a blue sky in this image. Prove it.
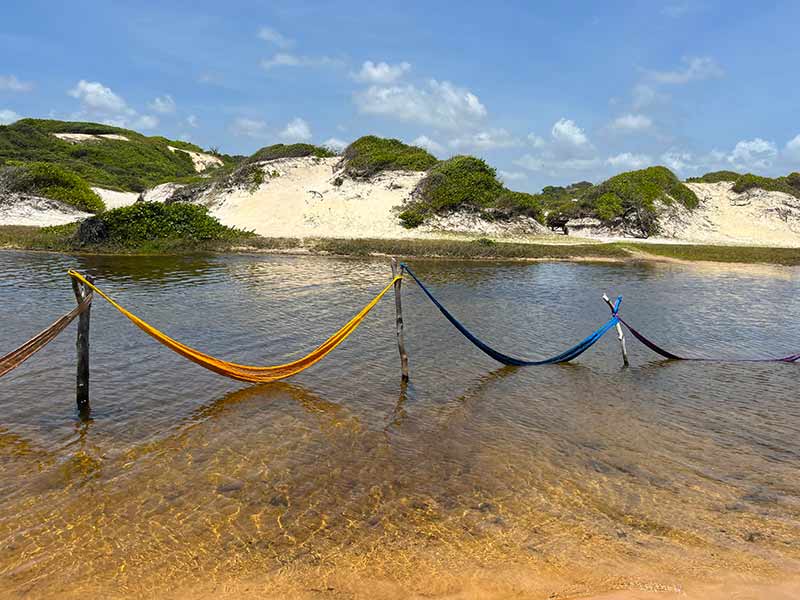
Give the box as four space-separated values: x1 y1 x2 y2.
2 0 799 191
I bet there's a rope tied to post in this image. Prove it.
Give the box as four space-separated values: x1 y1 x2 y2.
67 270 402 383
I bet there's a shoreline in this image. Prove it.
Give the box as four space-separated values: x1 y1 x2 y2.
2 228 799 267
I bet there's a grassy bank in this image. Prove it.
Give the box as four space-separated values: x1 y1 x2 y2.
620 242 800 266
3 224 799 265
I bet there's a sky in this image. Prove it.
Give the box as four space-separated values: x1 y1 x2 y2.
2 0 799 191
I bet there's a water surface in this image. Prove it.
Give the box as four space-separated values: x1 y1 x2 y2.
1 251 799 598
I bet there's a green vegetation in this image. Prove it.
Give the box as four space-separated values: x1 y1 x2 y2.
686 170 740 183
731 173 800 199
248 143 335 163
686 170 800 199
400 156 544 227
96 203 252 247
0 118 233 192
620 243 800 266
341 136 438 177
0 162 105 212
545 167 699 237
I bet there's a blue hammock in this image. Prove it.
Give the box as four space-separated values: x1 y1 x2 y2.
402 265 619 366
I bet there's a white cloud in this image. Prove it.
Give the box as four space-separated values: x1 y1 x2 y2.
606 152 652 169
258 26 293 48
133 115 159 130
498 170 527 182
646 56 724 85
149 95 176 114
0 109 20 124
514 154 546 172
785 134 800 160
0 75 33 92
279 117 312 142
661 151 696 172
353 60 411 83
631 83 668 110
186 115 199 128
355 79 487 130
551 118 589 147
231 117 268 138
260 53 344 70
322 137 348 153
68 80 131 115
727 138 777 169
559 157 602 170
527 133 546 148
611 113 652 132
411 135 444 155
448 128 520 150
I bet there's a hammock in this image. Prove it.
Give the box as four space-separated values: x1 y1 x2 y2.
67 270 400 383
0 295 92 378
616 315 800 363
401 265 617 365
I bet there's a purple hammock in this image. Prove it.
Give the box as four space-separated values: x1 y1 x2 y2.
614 310 800 363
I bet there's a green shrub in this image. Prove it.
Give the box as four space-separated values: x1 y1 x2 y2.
398 205 427 228
491 190 544 222
248 143 334 163
1 162 105 213
686 170 740 183
341 136 437 177
98 202 250 245
595 192 623 221
414 156 505 211
732 173 800 199
582 166 698 236
0 119 236 192
786 172 800 193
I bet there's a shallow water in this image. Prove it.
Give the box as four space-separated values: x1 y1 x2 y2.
1 251 799 598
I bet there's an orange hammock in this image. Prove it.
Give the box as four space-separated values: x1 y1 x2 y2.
1 295 91 378
67 270 400 383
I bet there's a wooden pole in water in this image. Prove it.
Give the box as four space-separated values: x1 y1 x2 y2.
71 274 94 414
603 294 629 367
391 258 409 382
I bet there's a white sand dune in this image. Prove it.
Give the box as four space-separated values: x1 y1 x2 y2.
168 146 223 172
53 133 129 143
659 182 800 247
209 157 428 239
0 194 91 226
91 183 184 210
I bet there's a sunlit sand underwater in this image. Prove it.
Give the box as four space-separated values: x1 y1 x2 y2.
1 251 799 598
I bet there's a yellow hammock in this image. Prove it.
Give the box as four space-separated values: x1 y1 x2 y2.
68 270 400 383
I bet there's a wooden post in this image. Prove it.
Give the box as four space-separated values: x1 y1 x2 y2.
71 274 93 414
603 294 629 367
391 258 409 382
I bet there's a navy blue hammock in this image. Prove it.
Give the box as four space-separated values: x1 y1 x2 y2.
402 264 800 366
402 265 619 365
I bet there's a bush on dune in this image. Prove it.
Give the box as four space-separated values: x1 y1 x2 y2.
0 161 105 213
0 119 231 192
579 166 698 236
96 202 251 246
399 156 544 227
732 173 800 199
686 170 741 183
341 136 438 178
248 143 335 163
